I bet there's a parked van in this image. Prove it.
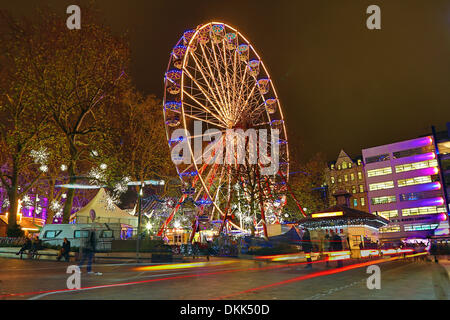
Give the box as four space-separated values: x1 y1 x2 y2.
39 223 121 252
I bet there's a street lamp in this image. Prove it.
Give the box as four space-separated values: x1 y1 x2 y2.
134 179 165 262
136 182 144 262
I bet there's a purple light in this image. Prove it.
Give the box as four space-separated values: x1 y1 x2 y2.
418 167 439 176
409 152 436 162
420 197 445 206
416 181 441 192
411 136 433 148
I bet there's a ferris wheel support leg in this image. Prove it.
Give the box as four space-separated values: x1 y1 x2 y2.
277 170 306 217
157 194 187 237
256 168 269 240
219 165 234 234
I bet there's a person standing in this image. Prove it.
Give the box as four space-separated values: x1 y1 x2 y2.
78 230 96 274
430 240 439 263
324 233 331 267
302 229 313 269
331 231 343 268
206 241 212 261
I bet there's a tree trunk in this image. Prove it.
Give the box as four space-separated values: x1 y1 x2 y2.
7 168 19 229
45 179 56 224
62 162 76 223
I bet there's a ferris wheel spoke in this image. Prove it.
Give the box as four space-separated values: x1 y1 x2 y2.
194 46 229 118
183 68 229 125
182 94 228 127
185 56 229 122
186 129 227 141
219 42 234 116
234 66 249 120
210 42 232 119
235 81 258 123
210 165 226 219
232 49 239 113
182 108 228 129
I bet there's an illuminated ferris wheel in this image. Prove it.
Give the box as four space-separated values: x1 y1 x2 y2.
159 22 290 239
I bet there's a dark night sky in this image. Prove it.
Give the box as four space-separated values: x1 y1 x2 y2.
2 0 450 162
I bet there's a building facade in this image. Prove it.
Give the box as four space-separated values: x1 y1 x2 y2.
362 135 449 241
434 123 450 212
325 150 368 212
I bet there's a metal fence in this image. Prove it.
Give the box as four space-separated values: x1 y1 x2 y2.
0 237 26 246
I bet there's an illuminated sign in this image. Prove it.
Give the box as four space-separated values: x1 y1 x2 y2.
311 211 344 218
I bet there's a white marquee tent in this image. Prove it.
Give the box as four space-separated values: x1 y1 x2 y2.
70 188 138 228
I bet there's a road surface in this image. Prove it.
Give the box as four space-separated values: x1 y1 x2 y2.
0 255 448 300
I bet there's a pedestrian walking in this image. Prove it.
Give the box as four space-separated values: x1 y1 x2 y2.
192 242 199 259
302 229 312 269
78 229 97 274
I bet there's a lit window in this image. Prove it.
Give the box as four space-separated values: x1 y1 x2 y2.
331 164 335 170
331 177 335 184
378 210 398 220
367 166 392 177
352 186 357 194
357 159 362 166
380 225 400 233
401 205 446 217
353 198 358 207
351 173 355 181
360 198 365 206
358 172 362 180
404 223 439 232
371 195 396 205
369 181 394 191
349 163 352 168
338 177 342 183
344 175 348 182
342 162 347 169
338 165 341 170
395 159 438 173
359 185 364 192
397 175 438 188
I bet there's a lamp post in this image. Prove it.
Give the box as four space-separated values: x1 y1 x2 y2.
136 181 144 262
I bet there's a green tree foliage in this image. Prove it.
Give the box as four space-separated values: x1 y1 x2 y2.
284 152 328 220
108 89 175 184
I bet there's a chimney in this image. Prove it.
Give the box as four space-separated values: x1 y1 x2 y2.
333 190 352 207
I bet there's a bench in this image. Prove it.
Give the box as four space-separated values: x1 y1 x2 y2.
19 249 41 260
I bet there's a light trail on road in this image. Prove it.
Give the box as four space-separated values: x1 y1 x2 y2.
0 259 328 299
134 260 237 271
0 253 424 300
214 252 428 299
